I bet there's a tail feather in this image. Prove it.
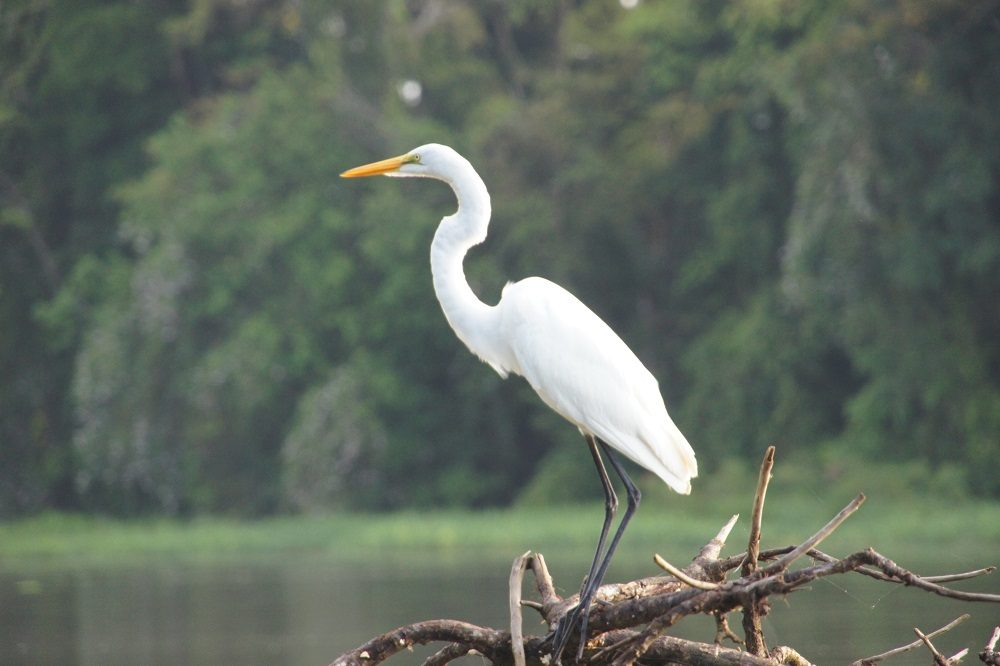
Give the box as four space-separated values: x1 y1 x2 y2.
648 422 697 495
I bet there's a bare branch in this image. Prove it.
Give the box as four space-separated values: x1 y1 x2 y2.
699 514 740 562
328 620 506 666
980 626 1000 666
795 550 995 586
509 551 531 666
948 648 969 662
923 567 996 583
851 614 970 665
869 554 1000 603
745 446 775 577
421 643 469 666
527 552 558 608
762 493 865 575
330 451 1000 666
680 513 741 584
744 445 776 656
915 626 951 666
653 553 720 590
986 626 1000 651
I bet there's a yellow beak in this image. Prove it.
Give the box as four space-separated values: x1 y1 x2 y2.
340 153 414 178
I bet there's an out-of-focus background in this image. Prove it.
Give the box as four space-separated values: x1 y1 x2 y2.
2 1 999 664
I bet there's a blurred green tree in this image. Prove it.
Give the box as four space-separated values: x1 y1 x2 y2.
773 0 1000 494
3 0 998 514
0 0 181 513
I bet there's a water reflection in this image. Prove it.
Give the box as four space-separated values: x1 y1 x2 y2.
2 552 997 665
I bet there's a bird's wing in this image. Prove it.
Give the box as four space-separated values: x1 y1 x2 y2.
498 277 697 494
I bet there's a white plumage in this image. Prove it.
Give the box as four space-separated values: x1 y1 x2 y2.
498 277 696 494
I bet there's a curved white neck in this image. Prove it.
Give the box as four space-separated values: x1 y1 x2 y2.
429 168 506 372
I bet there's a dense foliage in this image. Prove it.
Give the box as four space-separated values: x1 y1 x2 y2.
2 0 997 516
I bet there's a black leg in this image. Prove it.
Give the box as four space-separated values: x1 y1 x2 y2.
577 443 641 650
572 442 641 662
551 435 617 662
551 437 641 663
581 436 619 597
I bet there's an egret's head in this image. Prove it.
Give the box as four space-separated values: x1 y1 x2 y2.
340 143 465 181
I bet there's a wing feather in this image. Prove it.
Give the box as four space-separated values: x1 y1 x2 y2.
497 277 697 494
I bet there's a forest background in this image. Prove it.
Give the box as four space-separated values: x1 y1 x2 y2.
2 0 998 519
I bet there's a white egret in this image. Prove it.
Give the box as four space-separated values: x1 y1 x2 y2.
341 144 697 662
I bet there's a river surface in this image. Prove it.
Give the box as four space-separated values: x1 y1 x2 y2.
2 548 997 664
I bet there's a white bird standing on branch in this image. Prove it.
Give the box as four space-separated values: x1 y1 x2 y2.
341 143 697 663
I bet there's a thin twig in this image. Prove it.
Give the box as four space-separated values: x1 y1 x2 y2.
914 626 950 666
745 446 775 576
801 550 995 585
871 554 1000 603
850 614 970 665
724 546 996 592
923 567 996 583
653 554 720 590
760 548 1000 606
762 493 865 574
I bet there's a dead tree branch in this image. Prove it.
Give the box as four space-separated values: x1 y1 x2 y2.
851 614 970 665
421 643 469 666
743 445 775 656
509 550 531 666
330 620 508 666
914 625 958 666
330 449 1000 666
980 626 1000 665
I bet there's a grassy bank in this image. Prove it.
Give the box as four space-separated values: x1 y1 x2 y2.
2 490 998 569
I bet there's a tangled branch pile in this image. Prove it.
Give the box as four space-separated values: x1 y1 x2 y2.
331 448 1000 665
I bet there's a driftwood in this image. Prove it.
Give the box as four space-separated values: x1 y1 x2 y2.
331 447 1000 666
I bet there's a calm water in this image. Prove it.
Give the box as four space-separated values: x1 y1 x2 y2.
2 549 997 665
